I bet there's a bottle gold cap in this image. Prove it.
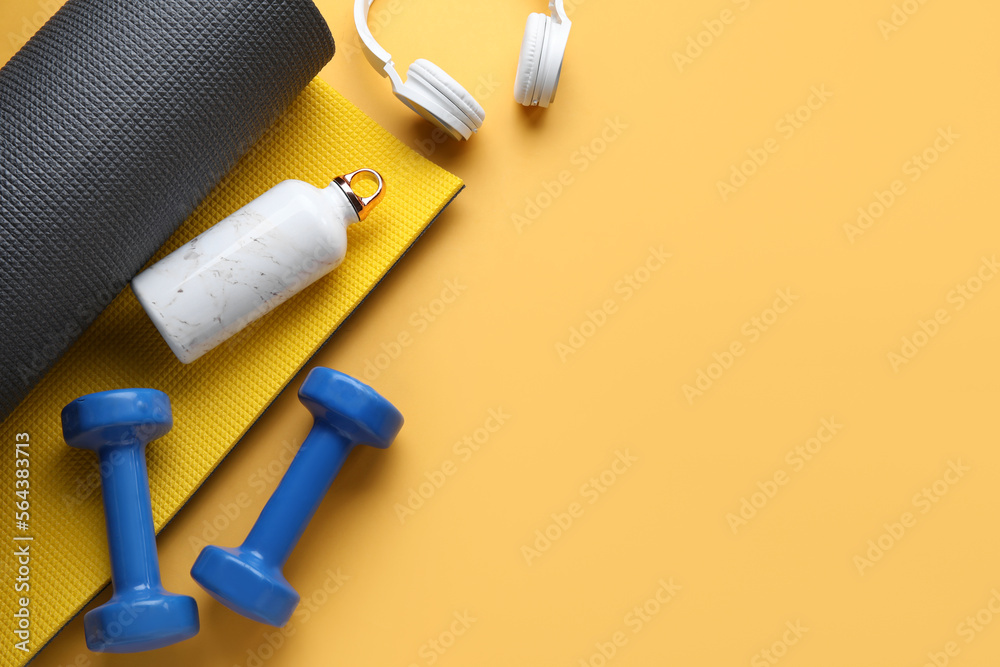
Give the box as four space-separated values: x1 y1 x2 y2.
331 168 385 221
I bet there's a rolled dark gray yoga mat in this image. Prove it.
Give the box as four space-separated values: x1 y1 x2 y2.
0 0 334 422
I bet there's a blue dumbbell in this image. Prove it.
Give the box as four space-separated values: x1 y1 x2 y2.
191 368 403 626
61 389 199 652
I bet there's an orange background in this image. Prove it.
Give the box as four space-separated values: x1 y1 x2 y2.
5 0 1000 665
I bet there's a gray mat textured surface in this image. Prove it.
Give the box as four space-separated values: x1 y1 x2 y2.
0 0 334 422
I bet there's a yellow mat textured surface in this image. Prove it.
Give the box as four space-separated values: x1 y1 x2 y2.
0 77 462 667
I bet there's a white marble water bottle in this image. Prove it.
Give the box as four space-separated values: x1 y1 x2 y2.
132 169 385 363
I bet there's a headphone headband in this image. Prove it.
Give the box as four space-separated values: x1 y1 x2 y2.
355 0 569 72
550 0 570 23
354 0 397 79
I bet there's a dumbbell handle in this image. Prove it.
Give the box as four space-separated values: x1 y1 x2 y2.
98 444 162 593
242 423 353 567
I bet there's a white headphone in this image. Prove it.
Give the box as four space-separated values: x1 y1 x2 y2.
354 0 572 141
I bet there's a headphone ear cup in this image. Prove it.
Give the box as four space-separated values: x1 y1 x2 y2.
408 59 485 130
514 13 547 106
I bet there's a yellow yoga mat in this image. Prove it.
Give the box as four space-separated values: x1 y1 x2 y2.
0 78 462 667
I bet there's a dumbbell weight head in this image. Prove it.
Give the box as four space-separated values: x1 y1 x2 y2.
190 545 298 626
62 389 173 452
81 594 200 653
298 365 403 450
